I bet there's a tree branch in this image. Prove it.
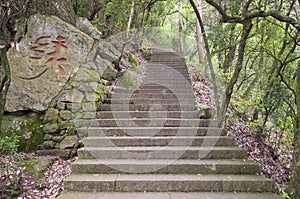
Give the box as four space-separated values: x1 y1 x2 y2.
205 0 300 30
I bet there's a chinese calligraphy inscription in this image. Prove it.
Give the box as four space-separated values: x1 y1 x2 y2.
20 35 69 80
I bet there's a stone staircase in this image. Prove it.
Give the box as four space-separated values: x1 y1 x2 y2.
58 50 281 198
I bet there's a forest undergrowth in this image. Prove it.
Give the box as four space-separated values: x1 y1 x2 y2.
188 64 292 193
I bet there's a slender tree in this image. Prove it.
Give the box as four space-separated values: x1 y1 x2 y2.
290 56 300 199
195 0 205 64
178 0 184 52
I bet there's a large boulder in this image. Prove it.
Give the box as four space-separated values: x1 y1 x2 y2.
76 17 102 41
6 14 94 112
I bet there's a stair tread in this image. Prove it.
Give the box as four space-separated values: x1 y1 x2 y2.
92 118 212 121
80 146 244 150
65 173 273 182
87 126 222 130
58 192 282 199
73 158 257 165
83 135 231 139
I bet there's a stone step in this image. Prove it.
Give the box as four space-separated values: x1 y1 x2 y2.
108 93 195 99
146 65 188 67
144 73 190 77
83 126 226 137
138 85 193 90
145 68 189 72
146 71 189 74
146 70 189 74
145 70 189 73
82 136 235 147
143 77 191 81
58 191 282 199
146 64 187 67
146 64 188 67
144 74 190 77
150 59 185 62
112 87 193 92
71 159 260 175
77 146 246 159
145 67 188 70
142 80 192 84
63 174 275 192
89 118 217 127
98 111 199 119
100 104 198 111
103 98 195 104
93 118 217 127
146 69 189 73
142 80 191 84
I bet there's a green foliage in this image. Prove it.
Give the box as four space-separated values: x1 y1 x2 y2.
0 135 24 198
127 53 141 73
95 83 107 111
1 115 44 152
0 134 20 155
36 183 46 190
280 189 291 199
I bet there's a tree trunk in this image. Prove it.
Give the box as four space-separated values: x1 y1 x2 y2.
218 22 252 126
0 47 10 128
0 1 12 130
289 49 300 199
133 2 141 28
222 24 237 73
188 0 220 123
178 0 184 53
127 0 135 37
195 0 205 64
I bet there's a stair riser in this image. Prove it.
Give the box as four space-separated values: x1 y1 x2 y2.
71 163 259 175
75 119 219 128
104 99 195 104
144 77 190 80
90 120 217 127
150 59 185 61
87 128 226 137
64 180 275 193
112 89 193 94
146 65 188 67
98 112 199 119
145 69 189 72
144 73 189 75
140 83 192 87
146 70 189 73
143 76 190 80
78 149 247 160
142 80 192 83
82 137 235 147
100 105 197 111
108 93 195 99
88 129 226 137
138 86 193 90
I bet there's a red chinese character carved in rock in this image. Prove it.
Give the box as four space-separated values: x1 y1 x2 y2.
20 35 69 80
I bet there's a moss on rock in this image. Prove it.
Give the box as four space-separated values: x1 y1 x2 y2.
1 114 44 152
121 71 140 89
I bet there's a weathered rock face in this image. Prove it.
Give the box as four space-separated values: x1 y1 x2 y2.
6 14 94 112
76 17 102 41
